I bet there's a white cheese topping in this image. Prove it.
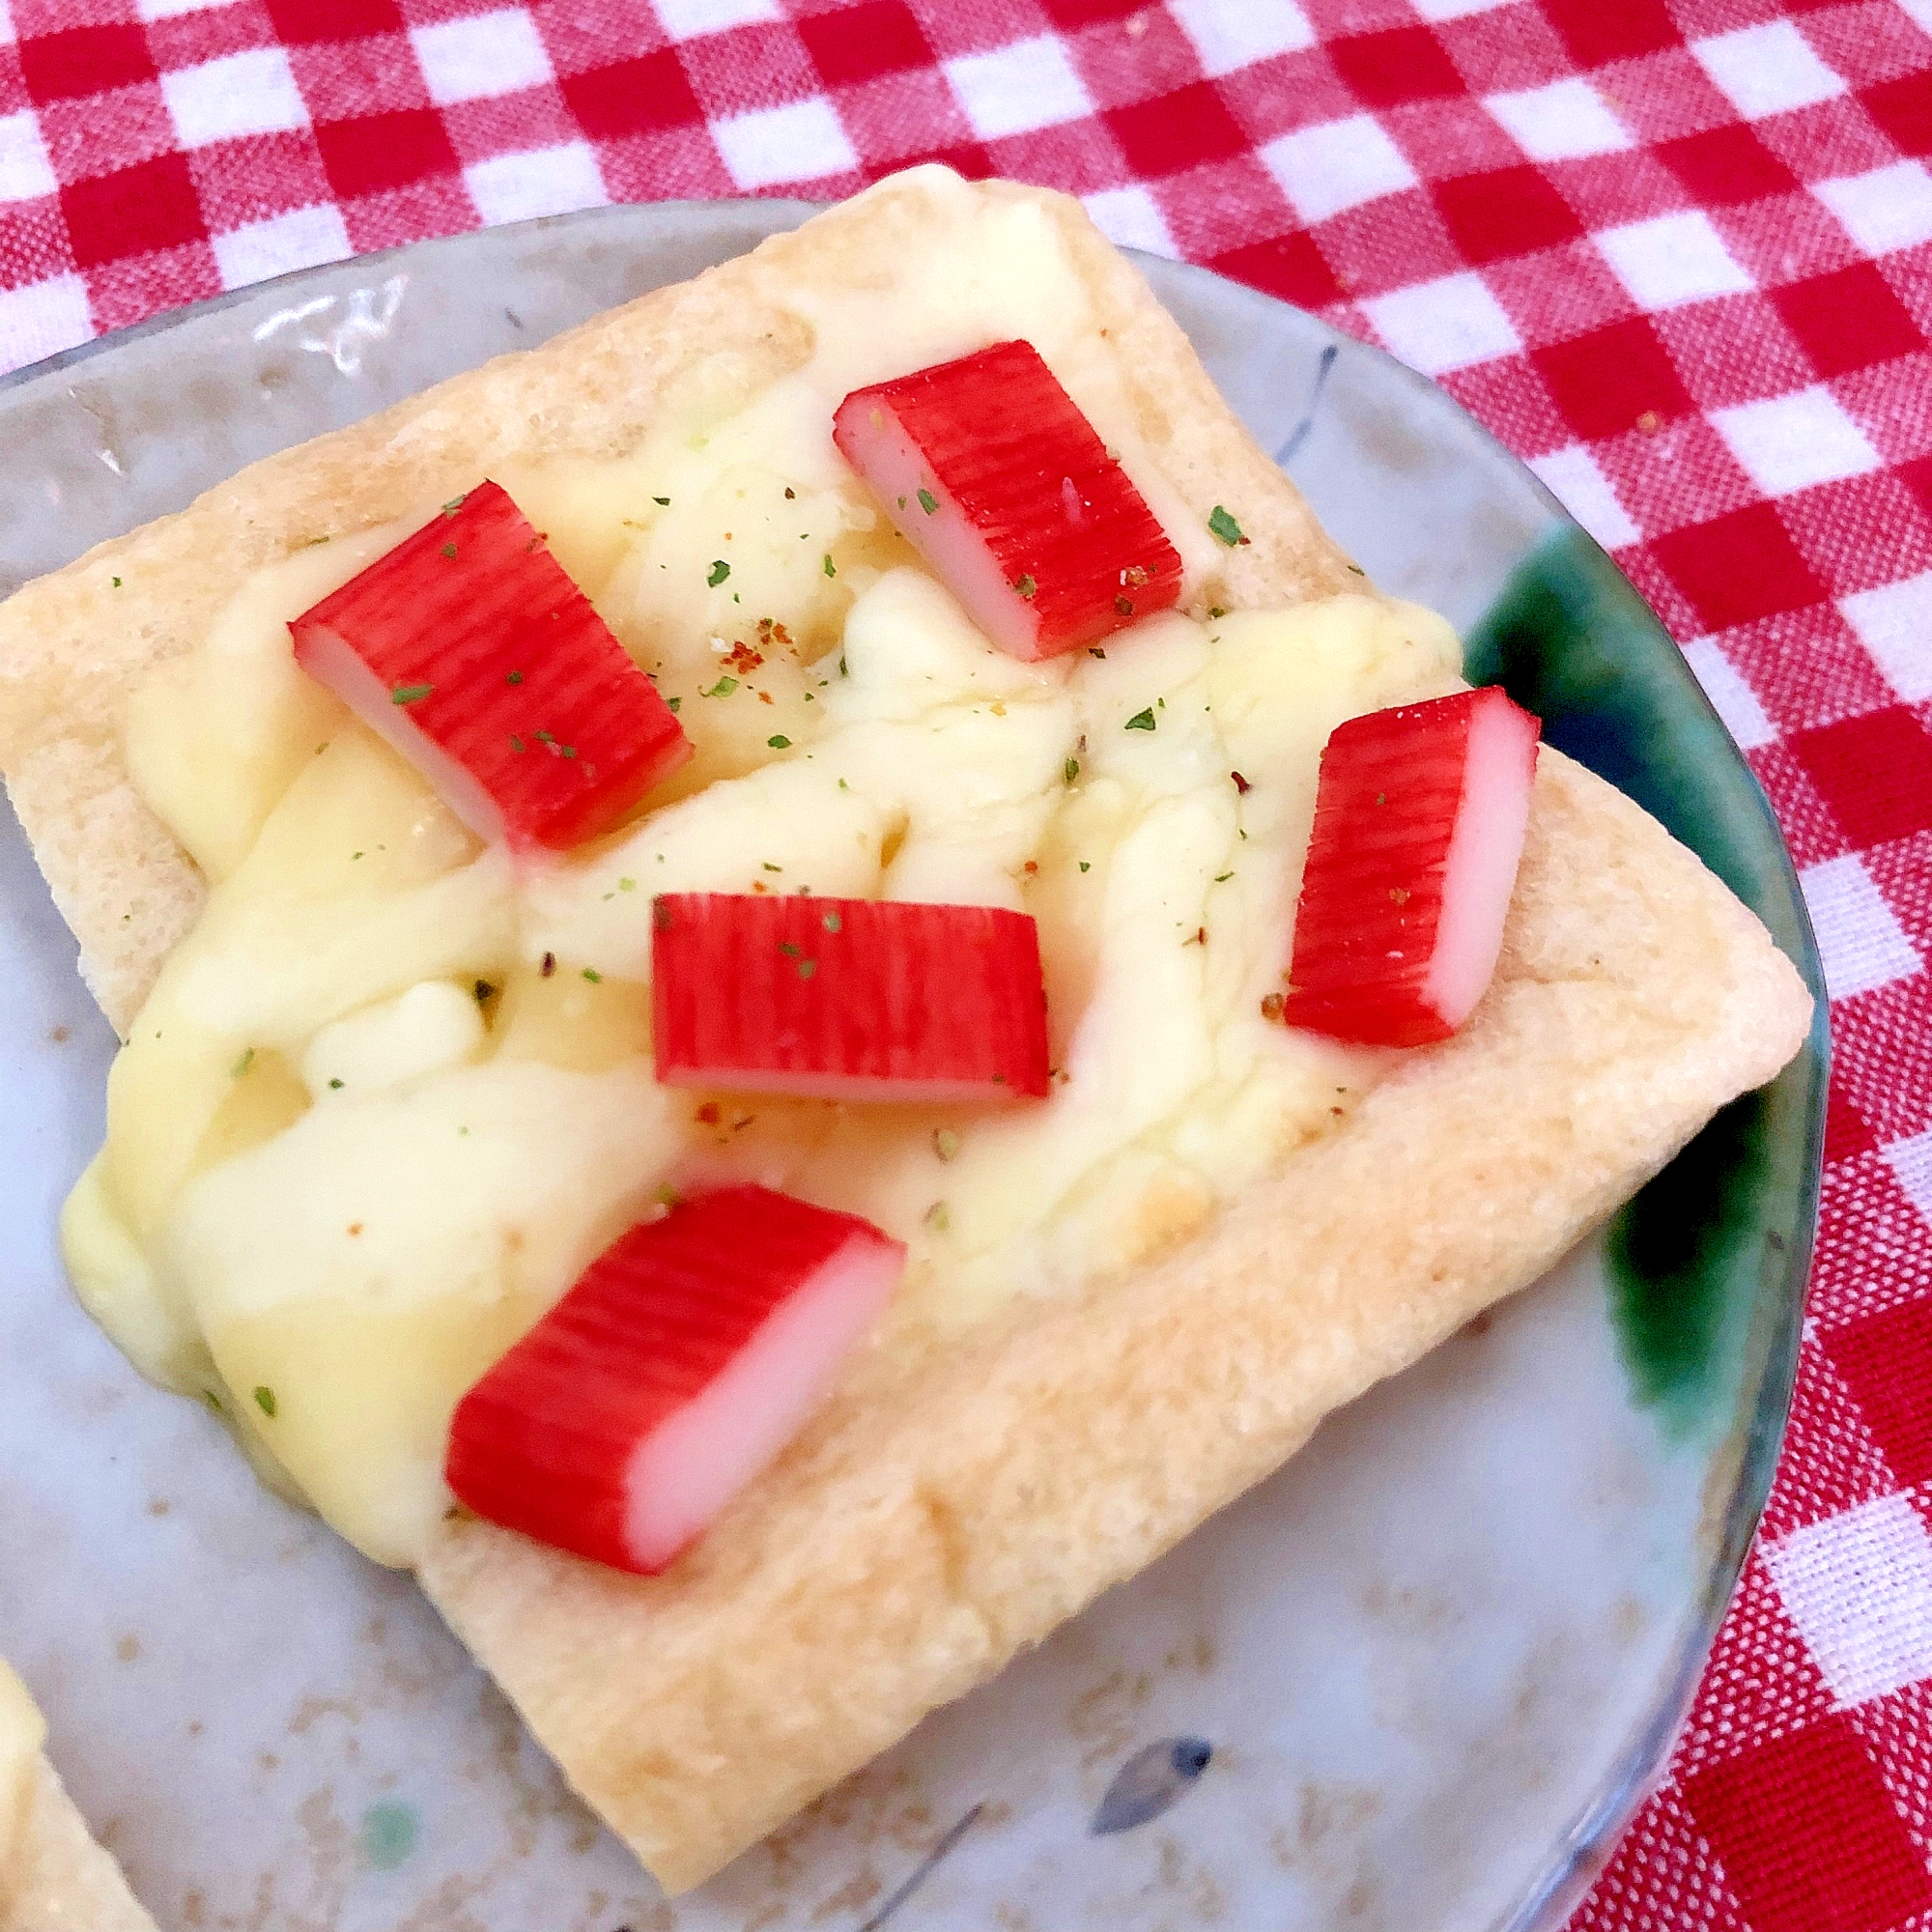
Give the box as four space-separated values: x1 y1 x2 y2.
65 169 1463 1566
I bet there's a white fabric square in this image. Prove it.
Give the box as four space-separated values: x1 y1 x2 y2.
1802 855 1920 1002
1841 573 1932 704
136 0 241 17
1409 0 1511 15
1082 185 1174 258
1712 386 1881 498
945 38 1092 141
714 99 856 189
1264 114 1418 224
0 0 14 40
1691 21 1845 122
1816 164 1932 259
0 274 90 372
1889 1127 1932 1224
161 47 307 148
1899 0 1932 30
653 0 781 33
1169 0 1315 76
0 108 55 205
1598 211 1754 311
1683 639 1776 753
1766 1494 1932 1708
465 143 607 225
1485 78 1631 161
212 204 351 290
412 11 554 106
1529 445 1640 552
1366 272 1520 377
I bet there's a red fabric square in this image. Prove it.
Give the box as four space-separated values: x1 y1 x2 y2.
796 0 931 88
1825 1075 1877 1163
1863 73 1932 158
1790 706 1932 849
1105 81 1247 178
17 23 156 102
263 0 403 43
1432 163 1580 266
1832 1292 1932 1487
676 22 816 118
1682 1712 1932 1932
1532 316 1693 441
1327 26 1463 108
1776 261 1925 379
1541 0 1682 68
561 49 704 140
1657 123 1802 207
1649 502 1827 632
59 152 202 269
1212 231 1344 310
1781 473 1932 603
313 109 460 201
1037 0 1142 23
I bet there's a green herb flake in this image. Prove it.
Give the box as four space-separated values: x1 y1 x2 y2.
932 1127 961 1162
1078 860 1092 872
619 877 637 893
707 558 730 586
797 957 818 980
666 696 681 712
328 1077 345 1090
1213 871 1234 883
509 733 526 752
253 1385 277 1417
474 979 496 1003
701 676 738 698
823 554 837 578
653 496 671 506
442 495 466 515
534 728 554 744
1208 504 1246 547
767 734 792 750
917 487 939 515
231 1047 255 1078
1124 707 1156 732
896 495 907 509
1089 646 1106 660
111 575 122 587
1014 574 1037 600
582 967 603 983
762 861 783 873
559 744 578 759
505 669 524 685
440 541 459 559
1208 605 1227 619
203 1389 223 1414
779 940 803 958
924 1201 952 1234
822 910 842 933
390 683 434 705
1064 757 1080 783
838 777 849 790
1115 595 1134 616
654 1181 680 1207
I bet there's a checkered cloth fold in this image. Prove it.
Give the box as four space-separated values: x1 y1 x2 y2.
5 2 1932 1925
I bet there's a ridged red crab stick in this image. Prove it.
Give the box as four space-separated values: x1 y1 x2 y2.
445 1185 905 1575
833 339 1183 660
1281 687 1541 1048
291 481 690 851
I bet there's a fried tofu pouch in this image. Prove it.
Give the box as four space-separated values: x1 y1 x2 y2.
0 1663 155 1932
0 171 1811 1892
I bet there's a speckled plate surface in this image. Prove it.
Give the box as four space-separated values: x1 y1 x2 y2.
0 202 1827 1932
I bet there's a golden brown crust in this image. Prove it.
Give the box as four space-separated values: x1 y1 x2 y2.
0 171 1811 1893
2 1755 155 1932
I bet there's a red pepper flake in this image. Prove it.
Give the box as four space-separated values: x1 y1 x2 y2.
722 640 765 675
1022 860 1038 875
1260 991 1285 1023
1231 771 1251 794
1183 926 1208 947
541 951 557 978
695 1102 721 1125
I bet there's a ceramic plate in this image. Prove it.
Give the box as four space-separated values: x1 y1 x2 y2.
0 201 1827 1932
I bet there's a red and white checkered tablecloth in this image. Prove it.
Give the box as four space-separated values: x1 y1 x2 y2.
3 0 1931 1925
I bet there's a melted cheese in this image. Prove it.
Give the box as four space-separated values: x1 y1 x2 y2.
0 1660 46 1873
66 167 1463 1566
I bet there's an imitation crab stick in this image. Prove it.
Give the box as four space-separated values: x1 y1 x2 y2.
652 893 1052 1102
1281 687 1541 1048
445 1185 904 1575
291 481 690 851
833 340 1183 660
